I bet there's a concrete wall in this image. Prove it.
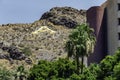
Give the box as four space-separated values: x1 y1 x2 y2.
107 0 118 55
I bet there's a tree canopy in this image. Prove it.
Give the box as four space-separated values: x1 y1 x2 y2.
65 24 96 74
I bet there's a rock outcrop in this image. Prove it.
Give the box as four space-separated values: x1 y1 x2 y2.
0 42 32 64
40 7 86 28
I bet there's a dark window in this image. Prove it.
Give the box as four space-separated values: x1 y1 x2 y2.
118 4 120 10
118 18 120 25
118 33 120 40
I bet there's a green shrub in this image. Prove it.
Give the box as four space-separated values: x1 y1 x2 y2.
70 73 81 80
28 58 76 80
22 47 32 56
28 60 53 80
27 49 120 80
113 62 120 79
99 55 116 79
0 68 13 80
54 58 76 78
13 65 28 80
88 64 102 79
104 76 116 80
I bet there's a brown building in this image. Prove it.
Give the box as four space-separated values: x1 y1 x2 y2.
87 2 109 63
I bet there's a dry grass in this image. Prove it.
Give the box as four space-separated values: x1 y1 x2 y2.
0 59 32 71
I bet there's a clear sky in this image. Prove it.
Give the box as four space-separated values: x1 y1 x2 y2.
0 0 106 24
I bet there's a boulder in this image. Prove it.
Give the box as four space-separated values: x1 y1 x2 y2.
0 54 9 59
25 58 32 64
8 46 26 60
0 42 3 48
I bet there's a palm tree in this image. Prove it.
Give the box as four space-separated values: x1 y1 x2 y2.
65 24 96 74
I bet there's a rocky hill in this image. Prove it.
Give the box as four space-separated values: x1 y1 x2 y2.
40 7 86 28
0 7 86 69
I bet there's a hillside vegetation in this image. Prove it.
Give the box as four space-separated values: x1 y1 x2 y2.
28 48 120 80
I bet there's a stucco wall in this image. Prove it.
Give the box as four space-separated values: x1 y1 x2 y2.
107 0 118 55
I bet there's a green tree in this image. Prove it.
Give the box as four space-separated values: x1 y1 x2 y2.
28 58 76 80
70 73 82 80
65 24 96 74
100 55 116 78
27 48 120 79
88 64 102 79
113 62 120 80
104 76 116 80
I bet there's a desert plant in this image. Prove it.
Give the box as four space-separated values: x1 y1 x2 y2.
14 65 28 80
22 47 32 56
0 68 13 80
65 24 96 74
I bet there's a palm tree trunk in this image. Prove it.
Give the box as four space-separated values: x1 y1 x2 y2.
66 54 69 60
76 56 80 74
81 56 84 74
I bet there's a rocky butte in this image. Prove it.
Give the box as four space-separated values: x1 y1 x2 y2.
0 7 86 69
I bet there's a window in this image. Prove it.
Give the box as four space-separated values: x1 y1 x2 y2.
118 33 120 40
118 18 120 25
118 4 120 10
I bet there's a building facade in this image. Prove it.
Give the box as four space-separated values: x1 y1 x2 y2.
87 0 120 63
107 0 120 55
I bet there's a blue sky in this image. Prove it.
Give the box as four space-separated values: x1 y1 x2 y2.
0 0 106 24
